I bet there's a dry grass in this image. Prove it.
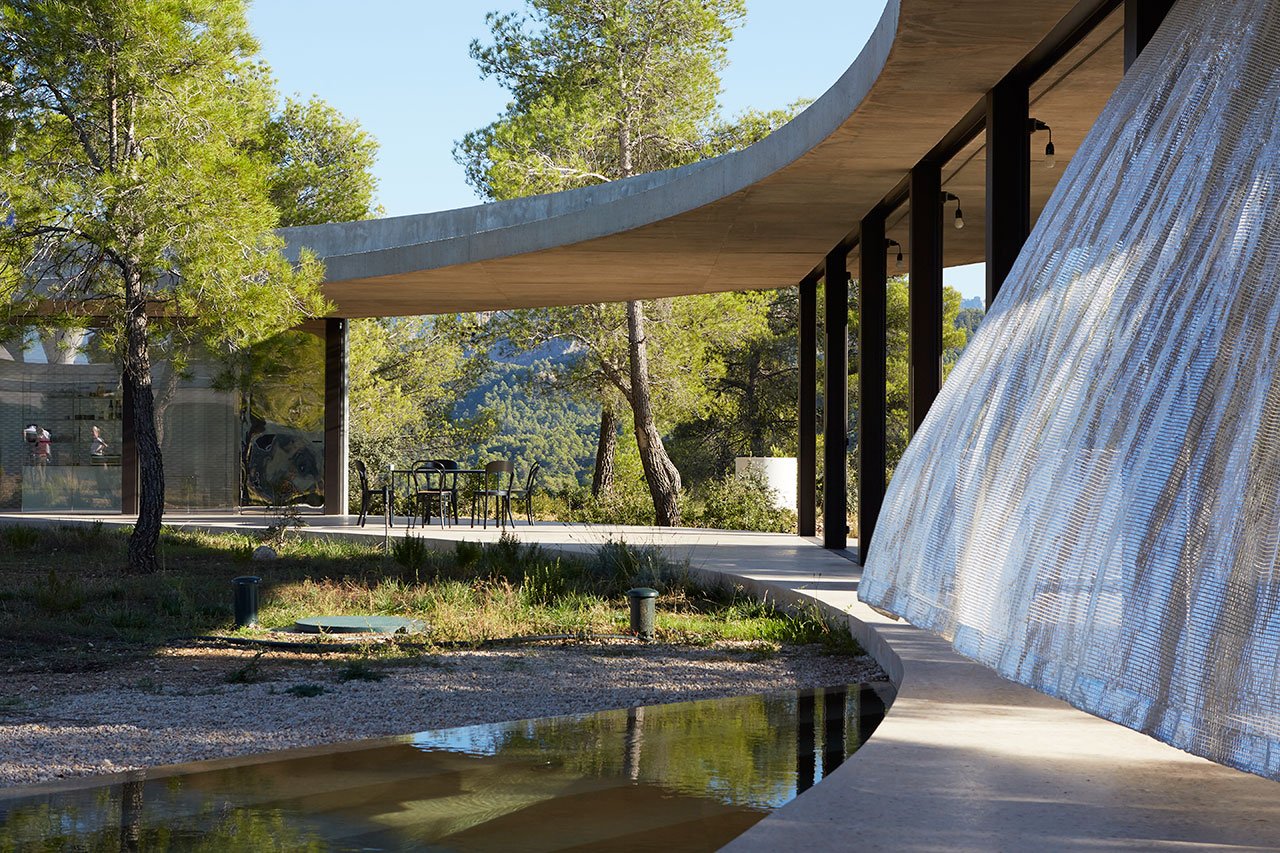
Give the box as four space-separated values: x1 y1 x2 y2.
0 525 860 672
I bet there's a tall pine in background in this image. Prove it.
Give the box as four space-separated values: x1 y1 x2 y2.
458 0 763 525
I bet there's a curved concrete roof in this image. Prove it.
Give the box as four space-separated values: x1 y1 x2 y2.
283 0 1111 318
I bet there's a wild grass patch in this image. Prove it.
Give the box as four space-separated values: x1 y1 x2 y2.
0 524 863 672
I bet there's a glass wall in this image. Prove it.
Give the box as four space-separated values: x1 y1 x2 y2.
0 329 123 512
0 326 327 513
233 329 326 508
154 359 241 511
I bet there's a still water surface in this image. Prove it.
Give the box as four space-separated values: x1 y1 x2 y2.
0 682 892 851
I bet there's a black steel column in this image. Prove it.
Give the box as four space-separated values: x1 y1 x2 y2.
821 686 848 780
823 250 849 551
856 684 888 746
985 77 1030 307
858 216 887 564
908 164 944 435
1124 0 1176 70
798 276 818 538
120 379 137 515
323 318 349 516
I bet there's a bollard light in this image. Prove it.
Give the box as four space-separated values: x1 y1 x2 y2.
627 587 658 641
232 576 261 628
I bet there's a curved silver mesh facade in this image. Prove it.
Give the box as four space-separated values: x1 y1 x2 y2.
860 0 1280 779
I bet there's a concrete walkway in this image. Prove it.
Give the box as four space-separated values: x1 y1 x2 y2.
6 511 1279 850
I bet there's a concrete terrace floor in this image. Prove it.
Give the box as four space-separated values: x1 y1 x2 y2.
5 510 1280 851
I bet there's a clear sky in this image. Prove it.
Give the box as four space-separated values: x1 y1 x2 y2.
245 0 985 302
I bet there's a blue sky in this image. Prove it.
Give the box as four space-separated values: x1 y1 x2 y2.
246 1 984 301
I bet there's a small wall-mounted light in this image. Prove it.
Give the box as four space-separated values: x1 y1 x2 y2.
941 192 965 230
885 238 904 269
1029 118 1056 169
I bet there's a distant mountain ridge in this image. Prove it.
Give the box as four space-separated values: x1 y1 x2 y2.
455 340 598 492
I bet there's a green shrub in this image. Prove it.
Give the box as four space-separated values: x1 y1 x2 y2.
392 534 433 579
224 652 268 684
587 539 688 596
520 559 578 606
555 477 656 527
689 471 797 533
483 531 527 574
454 539 483 570
286 683 326 697
778 603 862 653
3 526 41 551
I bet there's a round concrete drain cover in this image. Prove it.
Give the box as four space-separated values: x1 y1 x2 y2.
294 615 427 634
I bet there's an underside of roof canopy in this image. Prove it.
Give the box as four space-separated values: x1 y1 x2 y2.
282 0 1121 318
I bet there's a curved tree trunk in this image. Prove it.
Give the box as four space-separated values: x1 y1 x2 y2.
123 268 164 573
626 300 681 525
591 404 617 498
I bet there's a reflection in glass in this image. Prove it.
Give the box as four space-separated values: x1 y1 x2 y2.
0 328 122 512
225 330 326 508
0 326 328 512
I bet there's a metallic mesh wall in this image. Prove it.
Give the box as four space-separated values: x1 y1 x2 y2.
859 0 1280 779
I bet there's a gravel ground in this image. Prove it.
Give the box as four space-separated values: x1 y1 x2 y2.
0 640 886 789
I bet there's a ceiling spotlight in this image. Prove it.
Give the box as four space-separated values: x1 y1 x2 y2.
885 238 904 269
1030 118 1056 169
942 192 964 230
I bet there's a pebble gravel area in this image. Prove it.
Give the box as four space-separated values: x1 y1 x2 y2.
0 641 886 789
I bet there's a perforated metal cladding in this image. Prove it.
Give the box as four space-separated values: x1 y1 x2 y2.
859 0 1280 779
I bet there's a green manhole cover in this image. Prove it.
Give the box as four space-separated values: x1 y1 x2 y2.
294 616 426 635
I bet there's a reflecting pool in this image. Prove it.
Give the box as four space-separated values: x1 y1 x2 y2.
0 683 892 851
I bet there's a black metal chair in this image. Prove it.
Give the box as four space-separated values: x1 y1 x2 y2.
426 459 460 524
471 460 514 529
354 460 389 527
510 462 540 525
410 462 454 529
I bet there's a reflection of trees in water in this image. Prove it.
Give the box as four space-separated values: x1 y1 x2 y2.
0 780 326 852
0 687 885 848
477 689 862 808
119 776 144 852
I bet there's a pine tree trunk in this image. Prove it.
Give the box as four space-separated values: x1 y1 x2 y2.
746 350 767 457
626 300 681 525
591 404 617 498
123 267 164 573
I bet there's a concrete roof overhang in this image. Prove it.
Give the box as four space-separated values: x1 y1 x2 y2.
282 0 1121 319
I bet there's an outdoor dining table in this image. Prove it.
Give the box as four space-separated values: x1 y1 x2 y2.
384 467 485 528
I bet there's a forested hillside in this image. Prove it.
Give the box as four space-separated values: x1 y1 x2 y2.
452 284 986 504
456 351 599 492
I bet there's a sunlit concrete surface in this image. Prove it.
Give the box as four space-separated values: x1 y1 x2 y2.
4 511 1277 849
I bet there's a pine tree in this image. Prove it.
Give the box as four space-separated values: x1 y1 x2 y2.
457 0 763 524
0 0 326 571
